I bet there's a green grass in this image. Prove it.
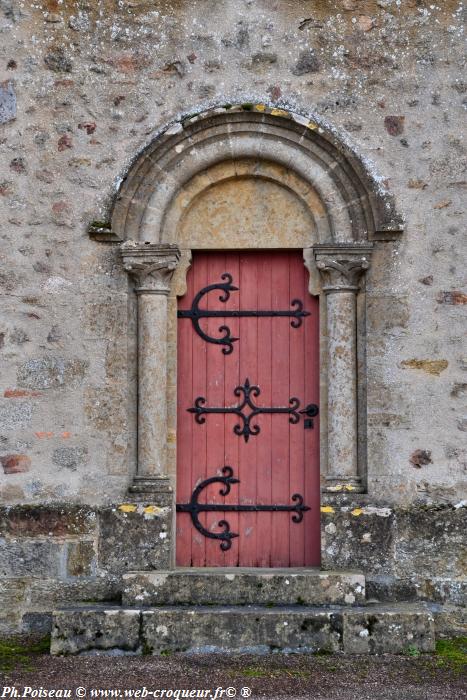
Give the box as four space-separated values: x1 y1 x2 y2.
0 636 50 673
435 637 467 673
404 644 421 657
236 666 310 679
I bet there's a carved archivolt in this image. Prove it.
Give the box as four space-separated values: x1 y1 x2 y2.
110 105 403 248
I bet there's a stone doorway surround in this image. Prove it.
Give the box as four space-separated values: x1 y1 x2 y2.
93 104 403 564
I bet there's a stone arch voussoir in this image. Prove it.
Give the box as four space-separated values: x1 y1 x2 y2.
110 105 404 246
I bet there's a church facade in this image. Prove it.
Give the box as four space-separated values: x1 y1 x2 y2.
0 0 465 653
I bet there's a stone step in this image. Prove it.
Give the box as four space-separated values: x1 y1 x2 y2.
50 603 435 656
122 568 366 607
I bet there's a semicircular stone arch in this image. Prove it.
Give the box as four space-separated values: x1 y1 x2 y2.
111 106 403 247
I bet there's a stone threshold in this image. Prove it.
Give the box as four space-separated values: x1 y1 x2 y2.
51 602 435 656
122 568 366 607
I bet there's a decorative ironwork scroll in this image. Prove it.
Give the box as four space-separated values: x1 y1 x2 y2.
178 273 310 354
176 466 310 551
188 378 301 442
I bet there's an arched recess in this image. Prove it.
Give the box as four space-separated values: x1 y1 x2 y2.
107 105 403 533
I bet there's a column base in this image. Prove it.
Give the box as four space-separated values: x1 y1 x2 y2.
323 476 365 494
128 476 173 505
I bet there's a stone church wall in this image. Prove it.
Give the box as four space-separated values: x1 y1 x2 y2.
0 0 465 634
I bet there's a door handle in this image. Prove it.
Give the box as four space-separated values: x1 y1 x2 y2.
300 403 319 429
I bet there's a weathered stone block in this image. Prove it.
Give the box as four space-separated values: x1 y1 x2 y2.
82 302 127 338
395 506 467 578
0 505 96 537
84 385 128 432
0 401 32 430
368 295 409 331
66 541 96 577
48 603 449 656
437 291 467 305
22 612 53 635
28 577 120 609
292 49 320 75
429 603 467 638
0 539 63 577
51 608 141 655
44 48 72 73
415 577 467 606
52 446 88 471
342 606 435 654
0 578 28 629
1 454 31 473
17 357 87 390
400 359 448 376
142 607 342 654
366 575 418 603
98 505 172 574
321 506 395 574
122 569 366 607
0 80 16 124
384 116 405 136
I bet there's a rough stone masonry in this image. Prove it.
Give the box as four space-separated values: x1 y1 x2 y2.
0 0 466 637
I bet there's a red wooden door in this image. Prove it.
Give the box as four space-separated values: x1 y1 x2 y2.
176 251 320 567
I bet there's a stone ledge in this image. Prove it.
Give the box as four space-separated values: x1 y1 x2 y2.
50 608 141 656
122 568 366 607
367 574 467 606
142 606 341 655
50 603 435 656
342 606 435 655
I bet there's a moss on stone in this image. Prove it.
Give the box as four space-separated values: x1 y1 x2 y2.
181 112 202 126
0 636 50 672
435 637 467 673
89 221 111 230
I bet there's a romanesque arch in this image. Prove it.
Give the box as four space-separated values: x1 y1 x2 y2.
111 106 402 245
103 106 402 545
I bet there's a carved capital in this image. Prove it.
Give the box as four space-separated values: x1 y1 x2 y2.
120 242 181 295
313 244 373 293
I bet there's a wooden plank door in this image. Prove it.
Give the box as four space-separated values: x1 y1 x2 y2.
176 251 320 567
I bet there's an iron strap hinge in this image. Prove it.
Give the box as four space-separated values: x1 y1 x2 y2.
176 466 310 551
178 272 310 354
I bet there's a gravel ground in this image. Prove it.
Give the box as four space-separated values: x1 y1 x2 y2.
1 651 466 700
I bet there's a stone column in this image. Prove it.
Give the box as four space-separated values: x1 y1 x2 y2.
120 242 181 497
313 244 373 493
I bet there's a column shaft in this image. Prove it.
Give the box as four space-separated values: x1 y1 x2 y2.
120 241 181 496
137 292 168 480
313 243 373 494
326 290 359 487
